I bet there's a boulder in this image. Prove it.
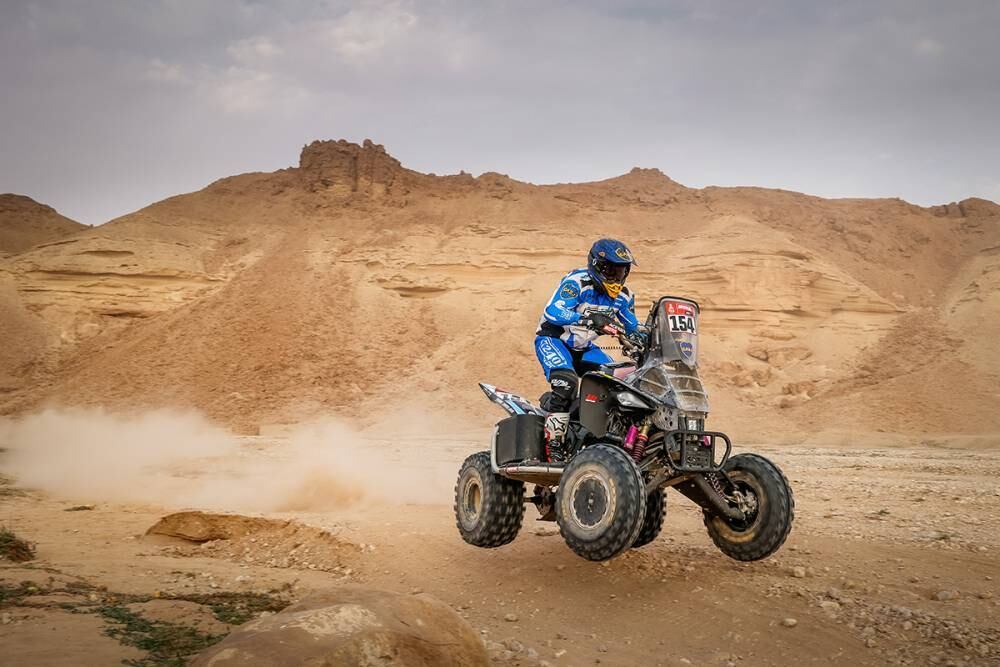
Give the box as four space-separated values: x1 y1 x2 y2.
191 586 488 667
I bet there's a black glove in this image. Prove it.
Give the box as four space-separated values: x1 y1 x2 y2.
581 312 615 332
626 330 648 350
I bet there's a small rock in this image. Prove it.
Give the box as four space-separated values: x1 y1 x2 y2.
902 621 913 631
934 590 959 602
781 618 798 628
503 639 525 653
554 648 566 658
819 600 841 613
598 645 609 653
1 613 11 625
865 638 877 648
791 566 807 578
503 613 519 622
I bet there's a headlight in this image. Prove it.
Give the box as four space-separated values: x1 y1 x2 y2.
616 392 651 409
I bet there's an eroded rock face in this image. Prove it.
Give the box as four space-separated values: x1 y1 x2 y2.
191 587 488 667
0 193 86 255
298 139 404 196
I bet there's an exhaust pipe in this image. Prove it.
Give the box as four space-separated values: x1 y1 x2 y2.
499 463 565 476
497 462 565 485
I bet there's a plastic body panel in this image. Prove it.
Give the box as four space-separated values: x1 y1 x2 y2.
495 414 545 465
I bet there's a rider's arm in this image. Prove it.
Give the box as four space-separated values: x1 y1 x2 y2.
543 279 583 325
615 291 640 334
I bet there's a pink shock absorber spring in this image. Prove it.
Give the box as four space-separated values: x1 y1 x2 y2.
632 432 649 462
623 425 639 453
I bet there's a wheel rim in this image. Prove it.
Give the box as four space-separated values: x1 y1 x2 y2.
711 470 766 540
569 471 613 530
460 473 483 529
726 479 761 531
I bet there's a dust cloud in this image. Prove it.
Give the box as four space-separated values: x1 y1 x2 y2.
0 408 457 512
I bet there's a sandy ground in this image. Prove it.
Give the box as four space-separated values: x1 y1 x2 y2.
1 139 998 665
3 434 999 666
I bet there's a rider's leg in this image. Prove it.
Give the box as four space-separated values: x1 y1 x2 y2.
579 344 614 373
534 336 578 461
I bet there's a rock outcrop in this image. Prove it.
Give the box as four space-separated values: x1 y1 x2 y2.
191 587 488 667
298 139 406 196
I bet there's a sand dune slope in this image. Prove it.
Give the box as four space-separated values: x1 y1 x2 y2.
2 140 998 442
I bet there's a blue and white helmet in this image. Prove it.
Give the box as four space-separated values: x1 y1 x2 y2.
587 239 635 298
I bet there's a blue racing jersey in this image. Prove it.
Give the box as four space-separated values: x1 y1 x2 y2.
536 268 639 350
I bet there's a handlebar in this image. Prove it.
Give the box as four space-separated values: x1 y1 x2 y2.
599 323 646 361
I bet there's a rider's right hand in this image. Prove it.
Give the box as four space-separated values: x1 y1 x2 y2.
581 312 615 332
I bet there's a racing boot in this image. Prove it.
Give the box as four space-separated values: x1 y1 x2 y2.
544 412 570 462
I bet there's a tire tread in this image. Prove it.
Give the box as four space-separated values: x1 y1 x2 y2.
704 453 794 561
556 444 646 561
631 489 666 549
454 452 525 548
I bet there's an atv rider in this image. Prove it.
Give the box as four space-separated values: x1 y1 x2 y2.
535 239 640 461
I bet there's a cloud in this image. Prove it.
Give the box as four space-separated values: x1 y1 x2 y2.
209 66 311 115
227 36 284 63
144 58 189 84
1 0 999 225
329 1 418 62
914 37 944 57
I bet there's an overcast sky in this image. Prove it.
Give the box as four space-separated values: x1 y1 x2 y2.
1 1 998 225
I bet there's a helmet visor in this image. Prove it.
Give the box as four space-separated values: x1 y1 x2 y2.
593 258 629 283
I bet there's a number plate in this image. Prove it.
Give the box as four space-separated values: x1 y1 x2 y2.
663 300 697 334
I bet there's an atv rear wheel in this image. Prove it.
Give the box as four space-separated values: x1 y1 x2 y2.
454 451 525 548
704 453 794 561
631 489 666 549
556 444 646 561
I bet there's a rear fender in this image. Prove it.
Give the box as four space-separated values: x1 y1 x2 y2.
479 383 545 417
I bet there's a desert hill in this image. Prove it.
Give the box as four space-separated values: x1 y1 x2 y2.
0 194 86 256
2 139 998 443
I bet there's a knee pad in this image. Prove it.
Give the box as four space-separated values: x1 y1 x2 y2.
547 369 578 413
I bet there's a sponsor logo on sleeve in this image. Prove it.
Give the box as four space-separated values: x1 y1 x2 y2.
560 282 580 299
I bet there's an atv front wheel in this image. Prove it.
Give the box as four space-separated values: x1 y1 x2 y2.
704 453 794 561
631 489 667 549
454 452 525 548
556 444 646 561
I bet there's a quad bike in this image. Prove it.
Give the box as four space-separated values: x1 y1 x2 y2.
454 296 794 562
